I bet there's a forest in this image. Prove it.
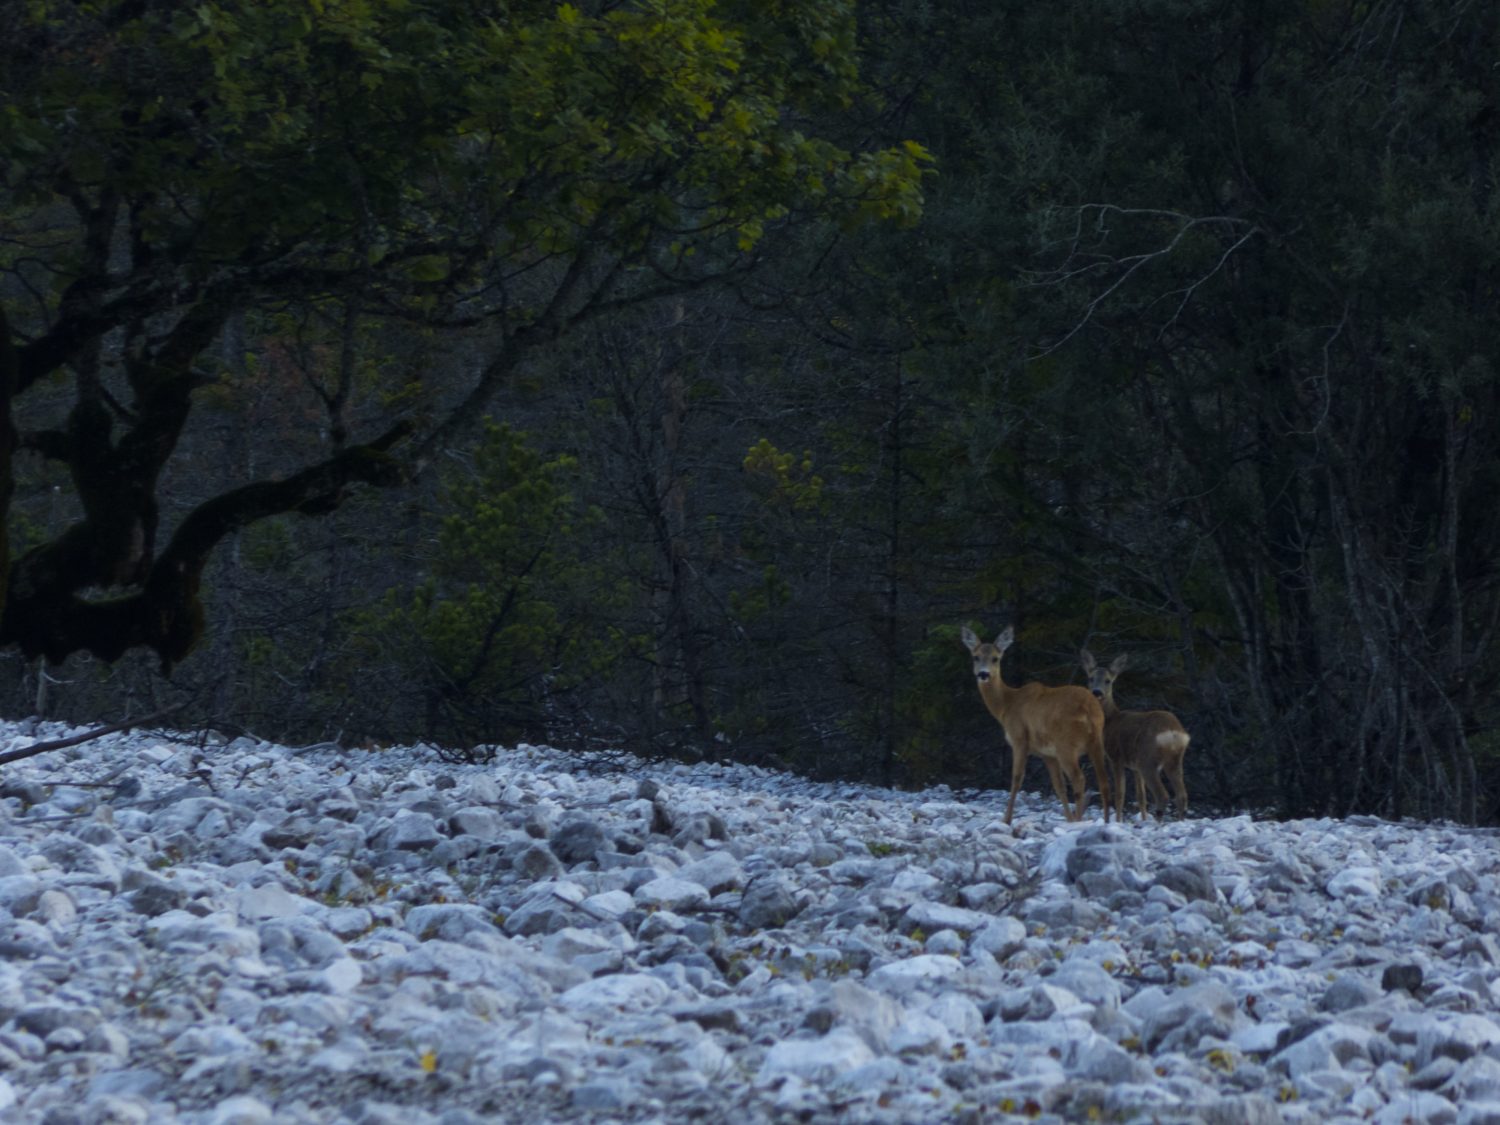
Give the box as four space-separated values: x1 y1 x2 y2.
2 0 1496 824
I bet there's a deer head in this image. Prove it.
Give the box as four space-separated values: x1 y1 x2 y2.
1079 648 1129 707
961 624 1013 685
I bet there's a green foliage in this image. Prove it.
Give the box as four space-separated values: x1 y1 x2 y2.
891 0 1500 819
1 0 930 281
351 423 626 745
239 520 295 574
891 629 977 785
0 0 930 671
743 439 825 512
727 565 792 624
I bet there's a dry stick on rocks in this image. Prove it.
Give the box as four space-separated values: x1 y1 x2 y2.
0 703 189 767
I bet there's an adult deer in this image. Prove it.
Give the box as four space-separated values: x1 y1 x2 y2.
1079 649 1191 821
961 625 1113 824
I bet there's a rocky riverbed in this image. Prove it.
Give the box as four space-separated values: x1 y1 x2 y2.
0 720 1497 1123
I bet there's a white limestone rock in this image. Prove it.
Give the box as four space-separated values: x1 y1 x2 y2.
633 875 710 913
676 850 744 895
1269 1021 1380 1076
1327 866 1383 899
558 972 672 1013
757 1027 876 1084
866 953 965 997
826 978 903 1052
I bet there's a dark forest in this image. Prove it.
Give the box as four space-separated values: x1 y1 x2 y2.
3 0 1496 823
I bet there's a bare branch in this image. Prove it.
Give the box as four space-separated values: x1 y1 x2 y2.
1024 205 1259 359
0 703 189 766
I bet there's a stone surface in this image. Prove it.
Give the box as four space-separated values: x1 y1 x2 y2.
0 721 1491 1125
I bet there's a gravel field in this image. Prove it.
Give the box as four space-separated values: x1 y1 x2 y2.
0 720 1498 1123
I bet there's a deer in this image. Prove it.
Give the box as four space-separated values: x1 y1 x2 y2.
1079 649 1191 821
960 625 1113 824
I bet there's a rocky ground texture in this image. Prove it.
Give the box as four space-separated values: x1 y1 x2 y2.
0 721 1498 1123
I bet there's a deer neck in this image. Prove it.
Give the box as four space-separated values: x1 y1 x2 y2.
977 673 1017 723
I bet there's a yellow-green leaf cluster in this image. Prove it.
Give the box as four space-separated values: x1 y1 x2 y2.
3 0 932 389
743 437 825 512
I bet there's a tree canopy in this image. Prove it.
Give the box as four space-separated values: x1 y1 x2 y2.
0 0 927 667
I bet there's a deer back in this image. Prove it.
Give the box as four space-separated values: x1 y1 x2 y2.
1008 681 1104 749
1106 707 1190 766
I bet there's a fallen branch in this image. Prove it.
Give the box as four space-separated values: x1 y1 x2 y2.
0 704 188 767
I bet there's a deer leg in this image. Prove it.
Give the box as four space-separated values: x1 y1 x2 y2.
1040 756 1075 820
1145 766 1171 820
1064 757 1091 820
1166 754 1189 818
1122 766 1139 821
1085 735 1112 822
1002 737 1028 825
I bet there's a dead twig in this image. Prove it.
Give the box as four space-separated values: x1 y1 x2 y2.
0 704 190 767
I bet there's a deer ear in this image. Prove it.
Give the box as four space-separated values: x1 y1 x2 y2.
1110 653 1129 674
960 626 980 652
996 625 1014 648
1080 649 1096 672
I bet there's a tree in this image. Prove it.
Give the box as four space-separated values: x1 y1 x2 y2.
343 422 622 750
0 0 928 670
907 0 1500 820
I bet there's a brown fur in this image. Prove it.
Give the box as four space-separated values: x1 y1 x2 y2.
1080 650 1190 821
962 626 1113 825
